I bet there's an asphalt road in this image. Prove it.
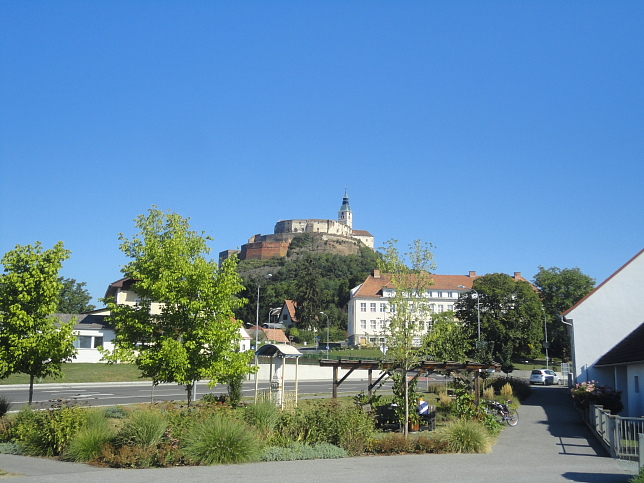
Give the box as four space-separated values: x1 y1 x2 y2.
0 378 398 410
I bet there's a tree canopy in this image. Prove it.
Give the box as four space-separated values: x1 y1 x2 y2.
0 242 77 404
103 208 251 404
533 266 595 360
57 277 96 313
455 273 543 362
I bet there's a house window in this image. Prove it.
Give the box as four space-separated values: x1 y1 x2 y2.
448 292 454 298
360 320 367 329
75 335 103 349
380 303 386 312
412 337 421 347
379 319 386 329
636 376 640 394
360 303 366 312
429 305 435 314
447 304 454 311
437 305 444 313
370 320 377 330
418 321 424 331
370 303 376 312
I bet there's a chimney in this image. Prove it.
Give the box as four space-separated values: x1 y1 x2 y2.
514 272 521 280
373 269 381 279
469 271 476 278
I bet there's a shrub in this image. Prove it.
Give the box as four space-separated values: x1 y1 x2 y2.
500 383 513 399
0 396 12 418
181 413 261 465
260 442 347 461
571 381 623 414
630 466 644 483
12 406 86 456
244 401 281 441
0 442 21 454
65 411 114 462
490 377 531 401
482 386 495 400
437 418 492 454
115 409 167 449
368 433 412 454
103 406 127 419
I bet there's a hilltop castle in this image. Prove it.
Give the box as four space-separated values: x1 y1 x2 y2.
220 191 374 262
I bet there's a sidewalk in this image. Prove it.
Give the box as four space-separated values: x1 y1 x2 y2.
0 386 635 482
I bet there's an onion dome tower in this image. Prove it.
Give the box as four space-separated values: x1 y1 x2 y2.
338 189 353 229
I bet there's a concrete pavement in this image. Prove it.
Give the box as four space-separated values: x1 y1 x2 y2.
0 385 635 482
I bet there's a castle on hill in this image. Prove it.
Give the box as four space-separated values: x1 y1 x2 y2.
220 191 374 262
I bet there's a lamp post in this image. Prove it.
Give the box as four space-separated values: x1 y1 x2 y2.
320 311 329 358
458 285 481 342
255 274 272 351
542 308 549 370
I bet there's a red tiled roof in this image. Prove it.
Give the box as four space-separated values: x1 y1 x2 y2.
284 300 299 322
262 328 289 343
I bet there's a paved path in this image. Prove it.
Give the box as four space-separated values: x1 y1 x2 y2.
0 386 635 482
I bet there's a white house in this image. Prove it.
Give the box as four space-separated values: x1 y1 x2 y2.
347 269 529 347
55 277 252 362
562 248 644 416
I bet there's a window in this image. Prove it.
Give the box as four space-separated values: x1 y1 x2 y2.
437 305 444 313
360 320 367 329
379 319 386 329
448 292 454 298
412 337 421 347
74 335 103 349
380 303 386 312
370 320 377 330
360 303 366 312
429 305 435 313
447 304 454 311
418 321 424 331
370 303 376 312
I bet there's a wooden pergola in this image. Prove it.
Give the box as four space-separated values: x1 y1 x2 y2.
318 359 501 405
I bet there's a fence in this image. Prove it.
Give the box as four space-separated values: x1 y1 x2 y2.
585 403 644 469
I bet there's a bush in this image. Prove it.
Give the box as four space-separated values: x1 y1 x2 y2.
571 381 623 414
630 466 644 483
181 413 261 465
0 396 12 418
65 411 114 462
12 406 86 456
244 401 281 441
103 406 127 419
260 442 347 461
490 377 531 401
0 442 21 454
115 409 167 449
436 419 492 454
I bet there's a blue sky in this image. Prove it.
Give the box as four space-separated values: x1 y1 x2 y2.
1 1 643 305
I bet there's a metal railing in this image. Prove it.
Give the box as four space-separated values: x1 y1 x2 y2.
587 403 644 464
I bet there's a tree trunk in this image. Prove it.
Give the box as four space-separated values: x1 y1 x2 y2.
186 383 193 406
28 374 34 406
403 369 409 437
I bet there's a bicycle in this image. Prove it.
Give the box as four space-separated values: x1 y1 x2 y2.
484 399 519 426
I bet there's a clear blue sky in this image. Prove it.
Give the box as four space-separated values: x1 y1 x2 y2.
1 1 642 305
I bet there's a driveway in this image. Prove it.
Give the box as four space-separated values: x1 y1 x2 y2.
0 385 634 482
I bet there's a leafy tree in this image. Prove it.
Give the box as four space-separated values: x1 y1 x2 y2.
533 266 595 360
57 277 96 313
103 208 251 405
378 239 435 437
0 242 77 404
295 255 327 331
455 273 543 361
422 311 471 363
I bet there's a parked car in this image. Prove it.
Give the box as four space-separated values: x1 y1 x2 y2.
529 369 561 385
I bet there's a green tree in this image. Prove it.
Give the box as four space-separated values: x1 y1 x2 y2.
455 273 543 361
103 208 251 405
0 242 77 404
57 277 96 313
422 311 471 363
533 266 595 360
378 239 435 437
294 254 327 331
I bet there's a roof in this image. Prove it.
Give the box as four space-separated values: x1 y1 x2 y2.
104 277 139 298
352 229 373 237
284 300 298 322
353 270 533 298
51 313 112 330
262 327 289 343
594 320 644 366
256 343 302 357
562 247 644 316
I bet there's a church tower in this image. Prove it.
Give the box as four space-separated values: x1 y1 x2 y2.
338 190 353 229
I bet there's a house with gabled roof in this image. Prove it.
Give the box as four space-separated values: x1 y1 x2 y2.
562 248 644 416
276 300 298 328
347 269 530 347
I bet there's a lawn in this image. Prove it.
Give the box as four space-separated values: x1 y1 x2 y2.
0 364 148 385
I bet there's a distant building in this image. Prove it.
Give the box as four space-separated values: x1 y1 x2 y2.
220 191 374 262
347 269 530 347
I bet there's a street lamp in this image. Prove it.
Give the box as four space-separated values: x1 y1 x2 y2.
320 311 329 358
458 285 481 342
255 274 272 351
542 307 549 370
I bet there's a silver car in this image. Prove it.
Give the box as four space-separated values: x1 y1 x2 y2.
529 369 561 385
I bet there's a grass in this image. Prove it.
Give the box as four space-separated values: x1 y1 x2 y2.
0 364 148 385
